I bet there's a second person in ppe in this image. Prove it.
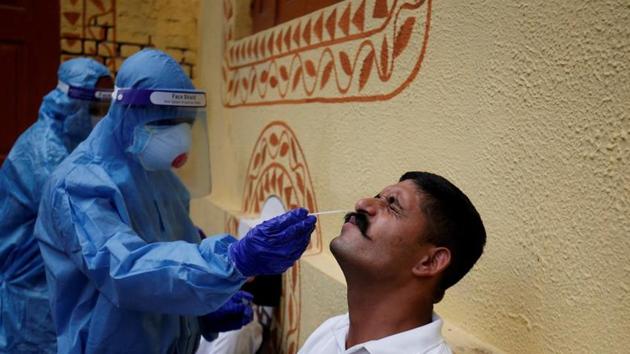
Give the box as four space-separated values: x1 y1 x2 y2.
34 49 316 354
0 58 112 354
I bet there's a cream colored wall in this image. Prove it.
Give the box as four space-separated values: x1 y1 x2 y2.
195 0 630 353
117 0 199 70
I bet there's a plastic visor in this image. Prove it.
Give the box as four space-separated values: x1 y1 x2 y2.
58 81 113 123
57 81 113 102
175 111 212 198
113 87 212 198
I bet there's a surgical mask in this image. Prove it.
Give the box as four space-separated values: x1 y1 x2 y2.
129 123 192 171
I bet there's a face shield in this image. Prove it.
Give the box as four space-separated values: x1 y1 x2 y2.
112 87 212 198
56 80 113 126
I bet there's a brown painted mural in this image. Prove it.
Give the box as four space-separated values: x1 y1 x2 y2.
226 121 321 354
222 0 432 107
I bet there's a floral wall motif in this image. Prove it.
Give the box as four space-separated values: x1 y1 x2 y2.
222 0 432 107
225 121 321 354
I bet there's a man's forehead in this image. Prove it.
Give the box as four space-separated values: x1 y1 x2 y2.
380 180 422 206
381 180 418 194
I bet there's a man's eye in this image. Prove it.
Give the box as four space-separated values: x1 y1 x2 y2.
388 204 401 217
386 196 403 215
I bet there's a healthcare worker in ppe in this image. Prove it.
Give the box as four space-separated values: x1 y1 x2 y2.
0 58 113 354
34 49 317 354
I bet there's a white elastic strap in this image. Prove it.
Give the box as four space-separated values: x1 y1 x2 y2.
112 86 121 101
56 80 70 94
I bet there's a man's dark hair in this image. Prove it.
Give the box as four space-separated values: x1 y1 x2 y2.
399 171 486 300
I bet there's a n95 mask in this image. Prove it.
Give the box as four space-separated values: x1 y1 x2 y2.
130 123 192 171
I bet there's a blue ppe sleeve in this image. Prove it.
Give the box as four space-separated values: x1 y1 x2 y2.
197 290 254 340
228 208 317 276
0 137 63 263
47 166 247 316
0 158 38 272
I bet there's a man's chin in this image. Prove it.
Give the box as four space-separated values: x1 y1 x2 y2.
330 222 368 261
329 238 373 281
329 236 346 260
330 233 359 258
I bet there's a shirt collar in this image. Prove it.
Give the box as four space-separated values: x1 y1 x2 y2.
334 313 446 354
333 315 351 352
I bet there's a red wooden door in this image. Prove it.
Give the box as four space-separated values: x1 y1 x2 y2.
0 0 60 166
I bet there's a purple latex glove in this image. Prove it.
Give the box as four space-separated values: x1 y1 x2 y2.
228 208 317 276
198 291 254 335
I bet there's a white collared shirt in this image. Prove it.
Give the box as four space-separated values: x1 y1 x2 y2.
298 313 452 354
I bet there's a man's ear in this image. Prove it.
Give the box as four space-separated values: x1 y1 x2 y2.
412 247 451 278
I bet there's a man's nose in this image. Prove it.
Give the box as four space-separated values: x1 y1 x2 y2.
354 197 384 216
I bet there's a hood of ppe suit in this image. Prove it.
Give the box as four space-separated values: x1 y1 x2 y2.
0 57 109 353
39 58 111 150
106 49 196 150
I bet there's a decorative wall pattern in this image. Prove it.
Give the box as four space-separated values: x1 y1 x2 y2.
60 0 197 77
241 122 323 256
222 0 432 107
61 0 118 70
226 121 321 354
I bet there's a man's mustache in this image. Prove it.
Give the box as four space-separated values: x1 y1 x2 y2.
344 212 371 239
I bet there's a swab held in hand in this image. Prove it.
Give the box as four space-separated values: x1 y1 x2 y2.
308 209 351 216
240 209 351 228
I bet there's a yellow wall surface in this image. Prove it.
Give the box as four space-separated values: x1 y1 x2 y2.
194 0 630 353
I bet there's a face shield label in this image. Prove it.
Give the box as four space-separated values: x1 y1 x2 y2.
149 92 206 107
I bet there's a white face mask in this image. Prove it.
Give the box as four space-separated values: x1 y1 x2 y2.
130 123 192 171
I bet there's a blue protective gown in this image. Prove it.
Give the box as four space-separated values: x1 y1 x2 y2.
34 49 246 354
0 58 110 354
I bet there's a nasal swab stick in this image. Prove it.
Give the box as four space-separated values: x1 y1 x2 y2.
308 209 350 216
240 209 350 228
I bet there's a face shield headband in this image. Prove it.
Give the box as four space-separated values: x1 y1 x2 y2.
57 81 113 102
111 87 207 108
